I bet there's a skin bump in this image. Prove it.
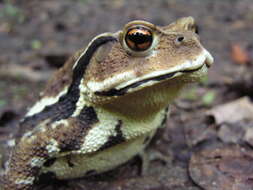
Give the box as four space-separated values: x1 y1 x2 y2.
98 120 125 151
15 177 35 185
46 140 60 156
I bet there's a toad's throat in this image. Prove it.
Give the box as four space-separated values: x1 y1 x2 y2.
95 64 205 97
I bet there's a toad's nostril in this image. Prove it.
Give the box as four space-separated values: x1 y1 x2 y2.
177 36 185 42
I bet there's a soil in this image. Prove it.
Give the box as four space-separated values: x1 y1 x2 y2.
0 0 253 189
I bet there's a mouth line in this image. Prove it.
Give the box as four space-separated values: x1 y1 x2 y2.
95 64 205 97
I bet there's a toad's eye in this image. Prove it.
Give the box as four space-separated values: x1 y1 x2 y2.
125 26 153 51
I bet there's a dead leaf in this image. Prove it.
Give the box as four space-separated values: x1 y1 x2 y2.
0 64 53 82
218 123 245 144
244 126 253 147
185 123 217 146
231 44 251 65
189 145 253 190
206 97 253 125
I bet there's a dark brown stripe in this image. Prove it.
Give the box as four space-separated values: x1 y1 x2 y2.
95 71 176 96
20 36 117 132
143 136 150 145
95 65 204 97
43 157 56 167
98 120 125 151
58 106 98 153
161 106 169 127
85 169 97 176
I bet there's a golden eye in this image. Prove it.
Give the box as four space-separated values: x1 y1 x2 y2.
125 26 153 52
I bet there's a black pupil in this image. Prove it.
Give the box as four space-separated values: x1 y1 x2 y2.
126 27 152 51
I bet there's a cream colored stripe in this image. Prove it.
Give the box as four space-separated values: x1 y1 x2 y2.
72 32 117 70
15 177 35 185
25 86 68 117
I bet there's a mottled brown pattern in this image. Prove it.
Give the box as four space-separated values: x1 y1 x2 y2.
161 16 196 32
85 42 131 81
4 106 98 189
84 17 202 84
139 32 202 72
43 49 85 97
52 118 91 153
3 135 49 190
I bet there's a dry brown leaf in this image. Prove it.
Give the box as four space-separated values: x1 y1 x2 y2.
189 145 253 190
0 64 52 82
244 127 253 147
218 123 245 144
206 97 253 125
231 44 250 65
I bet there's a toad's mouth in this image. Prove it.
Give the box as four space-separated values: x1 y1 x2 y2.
93 49 213 97
95 63 206 97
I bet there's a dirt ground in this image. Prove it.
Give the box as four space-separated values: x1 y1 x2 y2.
0 0 253 189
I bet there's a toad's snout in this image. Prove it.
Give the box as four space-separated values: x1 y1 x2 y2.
203 49 214 68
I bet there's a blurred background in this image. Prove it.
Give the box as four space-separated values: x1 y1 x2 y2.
0 0 253 190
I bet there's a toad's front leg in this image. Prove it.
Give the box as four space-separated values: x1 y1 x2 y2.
3 117 90 190
4 138 52 189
